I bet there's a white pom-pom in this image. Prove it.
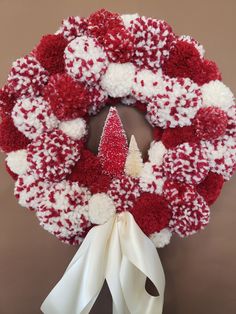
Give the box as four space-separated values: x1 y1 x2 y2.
59 118 87 140
148 141 167 165
6 149 29 175
88 193 116 225
149 228 172 248
101 63 135 98
121 13 139 28
201 80 235 111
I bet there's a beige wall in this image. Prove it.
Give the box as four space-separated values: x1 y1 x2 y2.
0 1 236 313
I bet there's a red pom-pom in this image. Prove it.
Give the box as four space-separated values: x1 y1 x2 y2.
163 179 197 206
0 85 16 117
193 107 228 140
192 59 222 86
162 41 202 79
196 171 224 205
135 101 148 114
43 73 91 120
87 9 123 42
68 149 112 193
153 127 164 141
103 27 135 63
34 34 68 74
162 126 197 149
0 116 30 153
130 193 171 235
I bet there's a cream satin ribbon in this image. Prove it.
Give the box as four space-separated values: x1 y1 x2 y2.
41 212 165 314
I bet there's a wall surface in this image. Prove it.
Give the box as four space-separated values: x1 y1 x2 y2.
0 1 236 313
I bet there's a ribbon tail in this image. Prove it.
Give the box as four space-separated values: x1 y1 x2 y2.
105 219 130 314
118 212 165 314
40 217 115 314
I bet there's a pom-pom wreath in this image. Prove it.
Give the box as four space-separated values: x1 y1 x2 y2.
67 149 112 194
88 193 116 224
87 9 123 43
130 193 171 235
146 77 202 128
108 175 141 212
169 194 210 237
149 228 172 248
101 63 135 98
196 172 224 205
201 80 235 111
0 116 30 153
56 16 88 41
11 96 59 140
1 10 236 247
129 17 175 70
163 143 209 185
64 36 108 85
59 118 87 140
140 163 166 195
27 129 81 181
193 107 228 140
7 56 48 97
43 73 91 120
148 141 167 165
34 34 68 74
163 179 197 206
125 135 143 177
36 181 91 245
6 149 28 175
98 107 128 176
162 126 197 149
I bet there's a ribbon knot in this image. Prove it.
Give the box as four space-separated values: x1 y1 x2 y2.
41 212 165 314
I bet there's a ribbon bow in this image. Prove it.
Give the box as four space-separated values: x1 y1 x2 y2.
41 212 165 314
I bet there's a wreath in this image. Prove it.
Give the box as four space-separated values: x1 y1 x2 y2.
1 9 235 251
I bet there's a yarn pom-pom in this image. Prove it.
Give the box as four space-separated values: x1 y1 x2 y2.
98 107 128 176
162 126 197 149
101 63 135 98
149 228 172 248
169 194 210 237
11 96 59 140
107 175 141 212
130 193 171 235
64 36 108 85
7 56 48 97
88 193 116 224
147 77 202 128
56 16 88 41
177 35 205 58
201 80 235 111
139 163 166 195
163 179 197 206
163 143 209 185
196 171 224 205
59 118 87 140
162 40 202 80
0 116 30 153
6 149 28 175
130 17 175 70
34 34 68 74
87 9 123 42
88 85 108 115
103 27 135 63
43 73 91 120
193 107 228 140
193 59 221 86
36 181 91 245
67 149 112 194
27 129 81 181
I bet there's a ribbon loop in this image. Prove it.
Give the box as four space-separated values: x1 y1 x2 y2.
41 212 165 314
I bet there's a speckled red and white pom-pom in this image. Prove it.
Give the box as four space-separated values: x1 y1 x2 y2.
27 129 81 181
8 56 48 97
